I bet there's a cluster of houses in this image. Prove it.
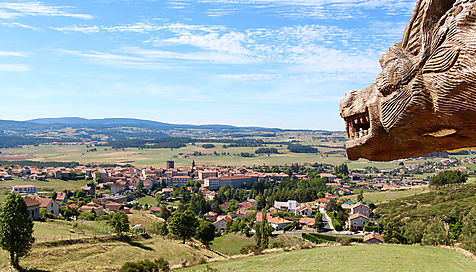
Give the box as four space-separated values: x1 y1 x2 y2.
200 198 317 233
2 155 474 243
16 184 132 220
342 202 371 230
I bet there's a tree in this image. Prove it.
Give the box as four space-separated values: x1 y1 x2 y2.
403 220 426 244
39 207 48 219
150 221 169 236
313 213 324 229
429 170 468 188
60 207 79 221
158 205 171 221
326 198 337 212
74 189 86 198
168 211 198 244
94 172 101 183
136 180 144 192
334 164 349 176
256 212 272 249
110 211 130 235
0 194 35 269
357 190 364 202
421 219 448 246
460 207 476 254
195 220 216 247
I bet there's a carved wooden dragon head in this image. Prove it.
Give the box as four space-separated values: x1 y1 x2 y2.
340 0 476 161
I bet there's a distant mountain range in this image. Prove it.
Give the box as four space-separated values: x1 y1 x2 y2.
0 117 288 142
25 117 282 130
0 117 345 148
0 117 277 131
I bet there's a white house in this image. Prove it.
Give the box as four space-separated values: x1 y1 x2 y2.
274 200 299 213
11 185 37 194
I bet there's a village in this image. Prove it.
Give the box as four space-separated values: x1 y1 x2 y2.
0 154 474 246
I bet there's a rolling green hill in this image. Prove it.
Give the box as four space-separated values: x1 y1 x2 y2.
179 244 475 272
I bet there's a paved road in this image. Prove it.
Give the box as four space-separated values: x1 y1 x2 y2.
319 207 336 233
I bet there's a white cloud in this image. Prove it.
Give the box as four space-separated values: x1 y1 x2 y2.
57 46 257 66
50 25 100 34
155 31 250 55
168 0 415 19
0 51 28 57
0 2 93 20
0 64 30 72
217 73 279 81
56 49 146 62
1 21 39 30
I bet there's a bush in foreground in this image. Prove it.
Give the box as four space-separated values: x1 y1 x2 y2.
240 245 263 255
336 237 351 246
119 257 169 272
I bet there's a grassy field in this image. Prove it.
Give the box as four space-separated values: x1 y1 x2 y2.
33 219 111 242
0 235 221 271
127 210 164 231
0 144 409 169
138 195 159 207
344 186 429 203
211 234 255 256
210 233 312 256
0 178 88 202
180 244 476 272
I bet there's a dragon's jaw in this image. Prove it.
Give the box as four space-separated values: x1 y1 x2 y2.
339 0 476 161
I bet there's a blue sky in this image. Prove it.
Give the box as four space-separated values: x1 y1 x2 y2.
0 0 416 130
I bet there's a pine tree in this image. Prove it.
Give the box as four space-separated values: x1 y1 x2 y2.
0 194 35 269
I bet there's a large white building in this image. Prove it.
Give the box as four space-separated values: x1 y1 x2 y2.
11 185 37 194
274 200 299 212
204 176 255 190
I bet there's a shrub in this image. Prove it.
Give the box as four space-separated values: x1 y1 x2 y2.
149 221 168 236
287 144 319 153
202 265 218 272
460 207 476 254
332 219 343 231
271 240 285 248
78 211 96 221
255 148 279 154
403 220 426 244
302 233 362 244
119 257 169 272
95 215 111 221
240 245 262 255
336 237 351 246
421 219 449 246
202 144 215 149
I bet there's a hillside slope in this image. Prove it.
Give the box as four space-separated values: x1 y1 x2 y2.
375 184 476 221
0 236 220 271
179 244 475 272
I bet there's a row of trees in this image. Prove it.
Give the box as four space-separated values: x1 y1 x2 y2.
287 144 319 153
381 208 475 253
429 170 468 188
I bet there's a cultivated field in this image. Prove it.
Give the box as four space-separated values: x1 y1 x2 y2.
180 244 476 272
344 186 429 203
0 178 88 202
0 144 405 169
